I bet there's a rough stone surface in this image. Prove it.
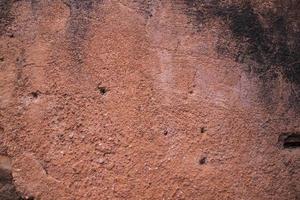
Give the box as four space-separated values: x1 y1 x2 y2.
0 0 299 199
0 155 23 199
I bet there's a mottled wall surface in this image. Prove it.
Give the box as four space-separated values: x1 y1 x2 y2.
0 0 299 199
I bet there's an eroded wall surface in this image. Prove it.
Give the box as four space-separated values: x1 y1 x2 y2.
0 0 299 199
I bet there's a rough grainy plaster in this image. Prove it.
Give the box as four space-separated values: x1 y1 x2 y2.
0 0 299 199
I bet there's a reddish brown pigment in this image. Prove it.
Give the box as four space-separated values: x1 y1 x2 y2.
0 0 299 199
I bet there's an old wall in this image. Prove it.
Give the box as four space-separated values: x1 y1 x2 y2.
0 0 299 199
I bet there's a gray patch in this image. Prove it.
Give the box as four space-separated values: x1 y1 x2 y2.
65 0 99 67
0 0 14 35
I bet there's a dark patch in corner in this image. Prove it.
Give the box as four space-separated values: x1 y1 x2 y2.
0 154 34 200
97 85 109 96
0 169 23 200
184 0 300 111
0 0 15 36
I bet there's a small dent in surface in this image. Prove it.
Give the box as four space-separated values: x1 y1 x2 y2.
97 86 109 96
8 32 14 38
163 130 168 136
199 156 207 165
29 91 40 99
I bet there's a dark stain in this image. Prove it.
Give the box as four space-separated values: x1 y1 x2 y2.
184 0 219 26
218 2 299 84
30 0 39 20
15 49 27 88
65 0 98 66
184 0 300 111
0 169 23 200
0 0 15 36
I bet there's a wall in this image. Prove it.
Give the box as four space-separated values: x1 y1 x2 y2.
0 0 299 199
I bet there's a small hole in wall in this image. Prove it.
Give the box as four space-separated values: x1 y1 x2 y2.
200 127 206 133
199 157 207 165
278 132 300 149
29 91 40 98
163 130 168 136
97 86 109 95
0 57 4 62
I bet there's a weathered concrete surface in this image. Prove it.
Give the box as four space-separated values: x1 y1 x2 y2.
0 0 299 199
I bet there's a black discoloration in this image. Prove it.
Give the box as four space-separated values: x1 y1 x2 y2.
0 0 14 36
184 0 219 26
220 3 299 84
0 155 29 200
184 0 300 111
